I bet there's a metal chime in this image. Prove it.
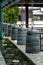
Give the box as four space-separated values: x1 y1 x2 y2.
26 0 40 53
17 0 28 45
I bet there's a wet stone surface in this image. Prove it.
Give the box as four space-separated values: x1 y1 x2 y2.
2 39 34 65
8 37 43 65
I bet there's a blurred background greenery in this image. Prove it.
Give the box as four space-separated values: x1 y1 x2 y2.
3 7 20 24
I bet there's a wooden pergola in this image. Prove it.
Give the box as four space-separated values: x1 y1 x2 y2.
0 0 43 38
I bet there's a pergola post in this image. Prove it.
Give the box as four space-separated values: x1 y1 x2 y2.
26 4 28 28
0 2 3 50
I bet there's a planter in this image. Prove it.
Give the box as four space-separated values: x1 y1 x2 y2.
11 25 19 40
26 30 40 53
17 27 28 45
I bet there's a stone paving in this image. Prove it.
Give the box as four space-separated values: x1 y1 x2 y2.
7 37 43 65
0 52 6 65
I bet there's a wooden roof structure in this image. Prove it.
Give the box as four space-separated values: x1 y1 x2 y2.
0 0 43 28
0 0 43 8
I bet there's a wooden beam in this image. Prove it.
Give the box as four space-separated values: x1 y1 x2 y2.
2 3 43 9
10 3 43 7
26 5 28 28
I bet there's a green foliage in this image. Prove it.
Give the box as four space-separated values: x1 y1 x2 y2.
3 7 19 24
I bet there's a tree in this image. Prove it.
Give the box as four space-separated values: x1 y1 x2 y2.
3 7 19 24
